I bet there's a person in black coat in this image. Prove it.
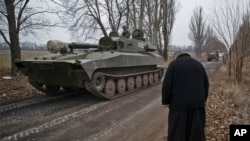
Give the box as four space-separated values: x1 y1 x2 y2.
162 53 209 141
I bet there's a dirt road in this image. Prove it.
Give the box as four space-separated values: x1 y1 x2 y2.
0 62 221 141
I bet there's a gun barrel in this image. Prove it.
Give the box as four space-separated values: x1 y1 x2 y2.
47 40 98 53
68 42 99 49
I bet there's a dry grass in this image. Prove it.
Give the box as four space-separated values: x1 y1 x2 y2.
0 50 49 68
0 50 49 104
0 68 43 104
206 59 250 141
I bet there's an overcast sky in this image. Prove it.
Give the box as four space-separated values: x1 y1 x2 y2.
172 0 210 46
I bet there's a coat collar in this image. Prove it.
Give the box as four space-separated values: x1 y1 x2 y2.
176 53 191 59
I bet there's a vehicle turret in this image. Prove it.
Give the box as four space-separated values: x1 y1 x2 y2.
98 30 157 52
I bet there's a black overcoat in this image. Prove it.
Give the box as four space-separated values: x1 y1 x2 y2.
162 53 209 141
162 53 209 111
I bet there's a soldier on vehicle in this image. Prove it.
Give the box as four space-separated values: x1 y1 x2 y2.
121 25 130 38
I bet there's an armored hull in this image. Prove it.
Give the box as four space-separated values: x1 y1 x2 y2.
15 30 164 99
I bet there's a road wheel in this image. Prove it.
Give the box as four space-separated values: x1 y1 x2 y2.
135 76 142 88
117 79 126 94
28 78 47 93
143 74 148 86
154 72 159 82
62 86 74 91
46 85 60 95
105 79 116 97
92 72 105 92
149 73 154 85
127 77 135 91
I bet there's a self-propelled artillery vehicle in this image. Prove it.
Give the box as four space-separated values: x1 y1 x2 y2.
15 29 164 99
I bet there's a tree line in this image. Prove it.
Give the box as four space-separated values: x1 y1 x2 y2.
0 42 46 50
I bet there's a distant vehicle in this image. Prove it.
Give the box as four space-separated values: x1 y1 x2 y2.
207 50 219 62
219 53 224 57
15 29 164 99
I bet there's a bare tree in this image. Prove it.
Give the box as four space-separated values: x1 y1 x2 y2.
128 0 179 59
161 0 179 60
127 0 138 29
0 0 56 75
144 0 163 55
232 11 250 81
188 7 207 58
138 0 145 30
209 0 250 81
103 0 130 32
203 26 214 52
56 0 128 40
204 26 227 53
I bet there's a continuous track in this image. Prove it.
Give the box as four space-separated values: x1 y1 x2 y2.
85 68 164 99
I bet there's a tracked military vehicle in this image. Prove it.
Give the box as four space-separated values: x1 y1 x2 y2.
207 50 219 62
15 29 164 99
